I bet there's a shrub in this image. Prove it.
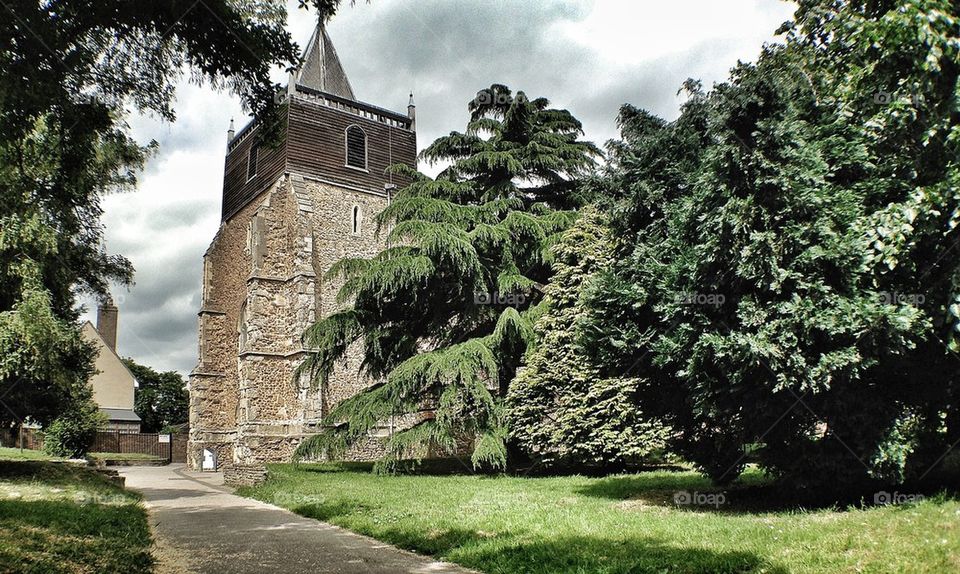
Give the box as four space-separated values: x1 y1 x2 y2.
508 207 670 470
42 399 104 458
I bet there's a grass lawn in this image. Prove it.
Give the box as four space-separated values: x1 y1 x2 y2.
240 463 960 574
0 446 55 461
0 460 154 573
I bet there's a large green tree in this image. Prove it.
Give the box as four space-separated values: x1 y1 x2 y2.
0 0 339 427
124 359 189 433
583 0 959 490
297 85 600 470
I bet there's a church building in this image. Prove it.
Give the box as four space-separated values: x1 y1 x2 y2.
187 23 417 479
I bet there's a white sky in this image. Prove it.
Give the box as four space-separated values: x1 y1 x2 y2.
79 0 797 375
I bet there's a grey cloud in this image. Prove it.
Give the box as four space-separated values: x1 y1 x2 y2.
333 0 590 78
331 0 791 160
144 200 218 231
81 206 209 373
120 264 200 315
568 37 777 147
328 0 598 155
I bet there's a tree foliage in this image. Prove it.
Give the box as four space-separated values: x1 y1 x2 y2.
297 85 600 470
124 359 189 433
583 0 960 489
0 0 314 427
0 258 97 428
507 207 671 470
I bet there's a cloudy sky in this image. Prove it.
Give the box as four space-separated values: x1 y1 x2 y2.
79 0 797 375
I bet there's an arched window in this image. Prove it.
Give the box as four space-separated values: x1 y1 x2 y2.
352 205 361 235
345 125 367 170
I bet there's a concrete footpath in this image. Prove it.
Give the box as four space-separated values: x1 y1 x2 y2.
119 464 472 574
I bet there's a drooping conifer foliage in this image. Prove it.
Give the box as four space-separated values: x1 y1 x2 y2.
296 85 600 470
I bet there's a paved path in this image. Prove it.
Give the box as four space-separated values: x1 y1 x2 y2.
120 464 472 574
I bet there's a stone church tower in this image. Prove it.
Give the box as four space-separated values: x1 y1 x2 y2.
188 24 417 477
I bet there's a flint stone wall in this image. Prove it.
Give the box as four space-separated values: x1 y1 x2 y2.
189 173 405 482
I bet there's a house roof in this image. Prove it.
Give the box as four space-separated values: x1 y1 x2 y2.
100 408 141 422
81 321 139 383
296 24 355 100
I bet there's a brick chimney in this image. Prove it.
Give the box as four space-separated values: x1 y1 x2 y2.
96 297 119 352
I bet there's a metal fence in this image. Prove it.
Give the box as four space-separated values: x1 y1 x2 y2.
0 427 43 450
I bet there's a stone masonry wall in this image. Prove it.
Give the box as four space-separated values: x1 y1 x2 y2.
191 172 420 478
222 464 269 486
297 176 391 413
233 175 317 467
188 178 287 470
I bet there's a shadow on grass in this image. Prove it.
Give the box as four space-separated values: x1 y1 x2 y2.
576 473 717 499
296 458 693 478
512 460 692 478
285 498 376 518
291 457 484 476
278 496 787 574
292 461 375 474
576 474 833 513
0 498 146 539
447 533 790 574
0 460 99 487
576 472 960 514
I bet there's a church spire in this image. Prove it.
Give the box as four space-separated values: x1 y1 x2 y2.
294 23 355 100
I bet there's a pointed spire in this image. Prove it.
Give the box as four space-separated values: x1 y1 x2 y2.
295 23 355 100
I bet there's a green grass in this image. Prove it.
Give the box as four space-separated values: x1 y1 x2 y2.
240 463 960 574
87 452 163 461
0 460 154 573
0 448 164 463
0 447 55 461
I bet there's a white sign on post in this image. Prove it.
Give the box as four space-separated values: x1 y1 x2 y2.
158 434 171 443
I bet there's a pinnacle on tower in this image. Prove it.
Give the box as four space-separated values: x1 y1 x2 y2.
407 92 416 130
